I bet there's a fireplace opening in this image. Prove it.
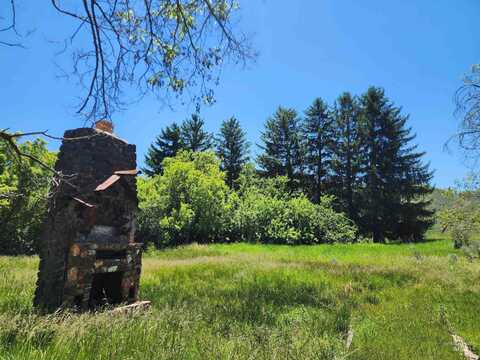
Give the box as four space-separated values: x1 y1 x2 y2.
96 249 127 260
129 285 136 300
89 272 124 308
74 295 83 309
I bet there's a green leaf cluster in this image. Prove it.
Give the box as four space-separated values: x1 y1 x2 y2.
230 186 356 245
436 180 480 249
138 150 231 246
0 138 56 255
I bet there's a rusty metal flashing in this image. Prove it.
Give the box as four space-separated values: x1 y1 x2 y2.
114 169 138 175
94 170 137 192
94 174 121 191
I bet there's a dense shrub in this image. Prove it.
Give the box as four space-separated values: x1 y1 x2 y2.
0 139 56 255
230 171 357 244
462 240 480 260
137 151 232 247
138 153 357 247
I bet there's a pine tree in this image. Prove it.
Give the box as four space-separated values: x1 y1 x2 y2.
143 122 183 176
396 151 435 242
181 114 214 152
257 107 304 188
360 87 394 242
303 98 335 203
330 93 364 221
359 87 434 242
216 117 250 188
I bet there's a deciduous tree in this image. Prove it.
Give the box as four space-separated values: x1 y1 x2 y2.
0 138 56 254
1 0 254 121
453 64 480 160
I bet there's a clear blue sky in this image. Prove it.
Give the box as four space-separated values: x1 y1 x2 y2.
1 0 479 188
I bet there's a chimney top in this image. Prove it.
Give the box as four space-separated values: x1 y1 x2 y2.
95 119 114 134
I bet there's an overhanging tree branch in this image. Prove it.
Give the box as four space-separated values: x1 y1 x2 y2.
0 129 98 189
49 0 255 123
452 64 480 161
0 131 58 175
0 0 24 48
4 1 255 124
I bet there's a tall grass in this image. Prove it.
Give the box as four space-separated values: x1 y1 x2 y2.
1 234 479 359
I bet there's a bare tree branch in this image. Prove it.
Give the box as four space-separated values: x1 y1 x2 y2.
452 64 480 162
0 0 17 33
0 0 24 47
0 129 100 190
0 131 58 175
0 39 24 47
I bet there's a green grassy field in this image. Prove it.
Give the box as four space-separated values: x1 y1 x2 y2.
1 232 479 359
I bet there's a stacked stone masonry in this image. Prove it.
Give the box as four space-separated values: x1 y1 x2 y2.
34 128 143 312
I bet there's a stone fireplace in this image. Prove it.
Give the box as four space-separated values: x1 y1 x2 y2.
34 126 143 312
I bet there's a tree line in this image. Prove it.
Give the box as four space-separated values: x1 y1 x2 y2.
0 86 434 255
145 86 434 242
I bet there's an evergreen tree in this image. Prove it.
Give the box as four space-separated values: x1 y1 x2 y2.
257 107 304 188
181 114 214 152
330 93 364 221
143 122 183 176
396 156 435 242
303 98 335 203
359 87 391 242
359 87 434 242
216 117 250 188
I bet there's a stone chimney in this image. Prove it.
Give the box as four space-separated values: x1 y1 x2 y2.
34 127 143 312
